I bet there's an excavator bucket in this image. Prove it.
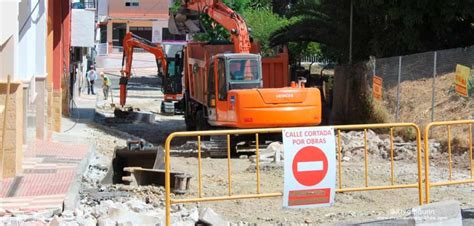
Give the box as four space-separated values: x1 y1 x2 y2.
103 139 192 194
168 9 204 35
110 143 164 184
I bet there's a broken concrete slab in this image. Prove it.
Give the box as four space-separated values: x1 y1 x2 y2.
410 200 462 226
88 191 130 202
198 207 229 226
77 217 97 226
106 207 163 225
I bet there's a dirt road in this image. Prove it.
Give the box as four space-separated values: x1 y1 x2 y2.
87 70 474 225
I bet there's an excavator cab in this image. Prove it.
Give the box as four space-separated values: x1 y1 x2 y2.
161 42 186 114
161 43 185 97
208 53 262 103
206 53 263 126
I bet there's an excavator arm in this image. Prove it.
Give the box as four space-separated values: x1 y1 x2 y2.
120 32 168 106
172 0 251 53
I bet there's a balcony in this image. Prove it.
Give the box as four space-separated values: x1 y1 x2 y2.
71 0 96 9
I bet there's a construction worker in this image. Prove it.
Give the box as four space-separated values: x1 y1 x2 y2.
86 65 97 95
101 72 111 100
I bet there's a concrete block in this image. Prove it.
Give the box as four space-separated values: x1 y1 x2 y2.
411 200 462 226
462 208 474 219
199 207 229 226
105 207 163 226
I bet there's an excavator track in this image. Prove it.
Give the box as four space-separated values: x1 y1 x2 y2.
176 134 276 158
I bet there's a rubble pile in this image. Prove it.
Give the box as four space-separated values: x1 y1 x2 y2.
339 130 440 161
0 185 200 226
248 130 442 169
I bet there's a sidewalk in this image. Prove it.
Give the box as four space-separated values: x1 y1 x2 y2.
0 94 98 214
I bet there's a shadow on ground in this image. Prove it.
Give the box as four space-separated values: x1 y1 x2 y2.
70 73 187 148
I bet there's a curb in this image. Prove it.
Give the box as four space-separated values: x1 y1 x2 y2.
62 143 95 211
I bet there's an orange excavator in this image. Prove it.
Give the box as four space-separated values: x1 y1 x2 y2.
120 32 187 114
169 0 322 131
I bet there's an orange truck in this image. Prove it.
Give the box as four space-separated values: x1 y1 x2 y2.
169 0 322 131
182 42 322 130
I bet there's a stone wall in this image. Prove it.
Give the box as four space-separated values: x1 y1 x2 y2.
0 82 23 178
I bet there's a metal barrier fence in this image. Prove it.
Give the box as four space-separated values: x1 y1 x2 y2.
424 119 474 204
164 123 424 226
368 45 474 123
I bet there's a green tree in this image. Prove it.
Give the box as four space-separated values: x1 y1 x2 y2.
242 8 290 55
191 0 250 42
271 0 474 63
270 0 474 124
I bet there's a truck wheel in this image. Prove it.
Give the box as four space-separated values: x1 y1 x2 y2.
196 110 211 131
184 94 196 131
196 110 213 141
160 102 165 114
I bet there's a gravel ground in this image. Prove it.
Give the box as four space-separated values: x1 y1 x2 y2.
87 71 474 225
4 66 471 225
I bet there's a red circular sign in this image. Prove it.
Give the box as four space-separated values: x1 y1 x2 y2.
292 146 328 186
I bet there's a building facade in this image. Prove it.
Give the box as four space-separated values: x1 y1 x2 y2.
0 0 72 178
96 0 185 55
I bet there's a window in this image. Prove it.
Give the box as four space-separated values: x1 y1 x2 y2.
208 62 216 105
125 0 139 7
99 24 107 43
112 23 127 47
218 59 227 101
229 59 260 82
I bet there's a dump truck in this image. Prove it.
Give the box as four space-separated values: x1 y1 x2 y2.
169 0 323 131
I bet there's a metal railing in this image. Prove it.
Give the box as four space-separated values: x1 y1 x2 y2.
164 123 424 226
424 120 474 203
71 0 96 9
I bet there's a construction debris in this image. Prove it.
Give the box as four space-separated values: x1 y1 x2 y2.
122 167 192 194
339 130 441 161
112 108 155 124
198 207 230 226
246 130 442 173
249 142 284 164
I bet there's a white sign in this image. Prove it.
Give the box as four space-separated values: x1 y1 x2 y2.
282 126 336 208
71 9 95 47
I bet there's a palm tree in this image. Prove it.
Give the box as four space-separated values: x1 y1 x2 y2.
270 0 351 63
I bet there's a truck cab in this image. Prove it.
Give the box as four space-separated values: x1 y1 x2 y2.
160 42 186 114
